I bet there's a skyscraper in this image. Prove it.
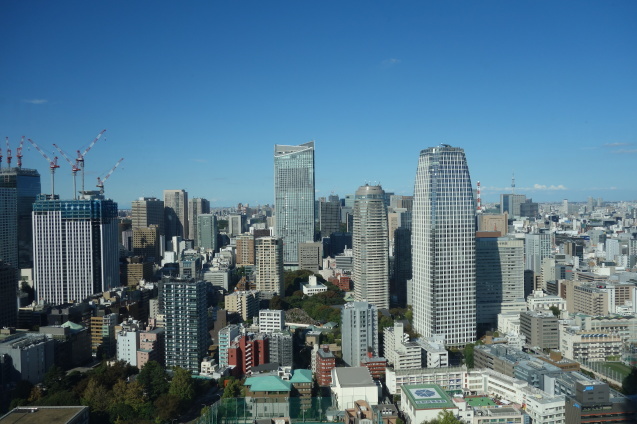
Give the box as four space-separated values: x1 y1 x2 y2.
188 197 210 244
274 142 315 265
161 278 209 374
475 234 525 335
32 193 119 305
132 197 164 235
164 189 188 241
0 168 41 268
197 213 218 251
412 145 476 347
255 236 284 295
353 184 389 309
319 199 340 238
341 301 378 367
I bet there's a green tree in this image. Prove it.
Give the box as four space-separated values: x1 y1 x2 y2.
43 364 66 391
463 343 475 369
269 295 284 310
137 360 169 401
622 367 637 395
549 306 561 317
81 379 111 412
154 393 181 422
222 379 243 399
421 409 463 424
169 367 195 406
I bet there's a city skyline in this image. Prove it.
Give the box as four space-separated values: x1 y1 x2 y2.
1 2 635 207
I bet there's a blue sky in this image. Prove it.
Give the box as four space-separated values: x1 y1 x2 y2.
1 1 635 208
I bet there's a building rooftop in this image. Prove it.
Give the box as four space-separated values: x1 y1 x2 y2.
0 406 87 424
464 397 497 407
289 369 313 384
333 367 375 387
402 384 456 410
244 375 292 392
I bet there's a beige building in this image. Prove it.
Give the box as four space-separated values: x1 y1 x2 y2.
225 290 259 321
560 328 622 362
132 225 160 262
132 197 164 235
298 242 322 273
573 285 609 316
478 213 508 236
124 258 154 286
255 237 284 295
520 311 559 350
164 189 188 240
236 233 255 267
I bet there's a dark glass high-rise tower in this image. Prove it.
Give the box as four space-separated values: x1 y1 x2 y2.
412 145 476 347
0 168 41 269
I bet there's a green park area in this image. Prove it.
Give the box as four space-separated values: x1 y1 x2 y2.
595 362 633 379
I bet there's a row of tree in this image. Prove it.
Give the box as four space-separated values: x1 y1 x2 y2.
6 360 211 424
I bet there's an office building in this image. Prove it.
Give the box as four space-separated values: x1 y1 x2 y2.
392 227 411 308
32 194 119 305
227 214 246 237
162 279 209 374
132 225 160 262
298 242 322 273
163 189 188 241
218 324 241 368
341 301 378 367
0 167 41 269
0 333 54 384
476 234 525 335
0 187 18 271
412 145 476 347
383 322 423 370
131 197 164 236
90 312 118 358
320 200 340 237
225 290 259 321
269 330 293 367
565 380 636 423
188 197 210 245
196 214 218 251
478 213 508 236
525 232 553 275
353 185 389 309
258 309 285 334
500 194 526 217
255 237 284 295
520 311 558 350
274 142 315 265
0 262 18 327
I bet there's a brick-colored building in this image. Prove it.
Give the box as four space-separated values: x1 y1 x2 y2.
315 344 336 386
228 333 269 377
361 352 387 380
329 274 351 291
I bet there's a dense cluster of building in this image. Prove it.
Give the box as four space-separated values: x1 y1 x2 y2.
1 141 637 424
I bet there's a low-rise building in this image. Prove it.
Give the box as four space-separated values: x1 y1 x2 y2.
400 384 459 424
520 310 559 350
560 328 622 362
383 322 422 370
331 367 379 410
225 290 259 321
301 275 328 296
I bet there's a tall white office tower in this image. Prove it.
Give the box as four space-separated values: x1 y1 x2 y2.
353 184 389 309
341 301 379 367
412 145 476 347
32 194 119 305
274 142 315 265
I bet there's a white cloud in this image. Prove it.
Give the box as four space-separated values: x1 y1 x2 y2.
22 99 48 104
381 58 401 67
612 149 637 154
532 184 567 191
604 142 630 147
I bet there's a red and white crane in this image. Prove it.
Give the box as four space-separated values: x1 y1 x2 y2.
27 138 60 196
16 136 25 169
76 129 106 194
4 138 12 168
96 157 124 194
53 144 81 199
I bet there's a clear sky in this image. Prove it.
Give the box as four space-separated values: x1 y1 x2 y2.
2 1 635 208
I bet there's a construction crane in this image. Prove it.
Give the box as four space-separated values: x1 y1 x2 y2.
5 138 12 168
96 157 124 194
27 138 60 196
76 129 106 194
16 136 25 169
53 144 81 199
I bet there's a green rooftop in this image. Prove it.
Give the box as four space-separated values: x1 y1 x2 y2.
244 376 291 392
402 384 456 410
465 397 496 407
289 369 313 383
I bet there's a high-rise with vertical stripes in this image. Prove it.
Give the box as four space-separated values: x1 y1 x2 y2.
274 142 315 265
32 193 119 305
412 145 476 347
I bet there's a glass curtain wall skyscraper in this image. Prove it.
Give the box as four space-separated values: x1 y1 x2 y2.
353 184 389 309
274 142 315 265
412 145 476 347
